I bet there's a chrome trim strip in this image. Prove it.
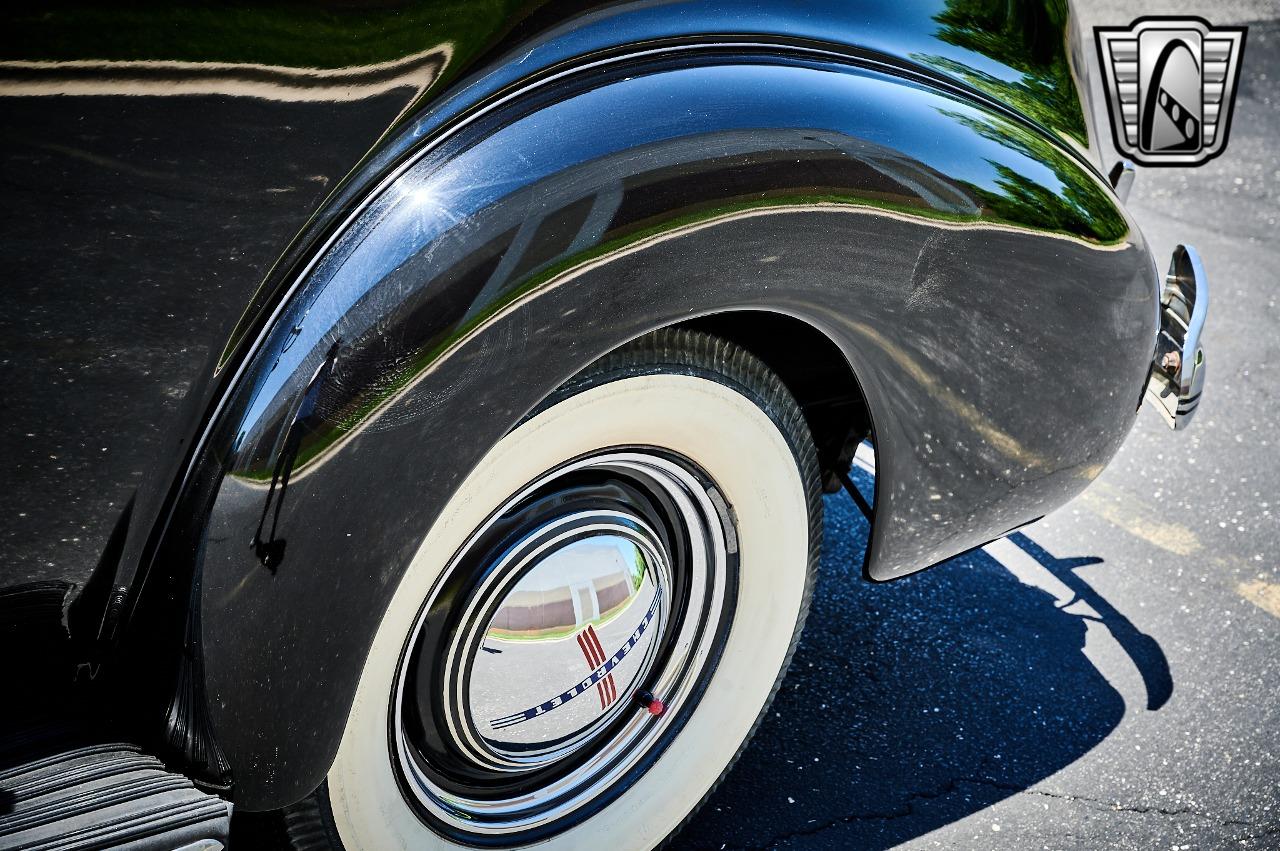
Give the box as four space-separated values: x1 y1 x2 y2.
1108 159 1135 203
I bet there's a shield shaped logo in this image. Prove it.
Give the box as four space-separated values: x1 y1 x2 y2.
1095 17 1247 166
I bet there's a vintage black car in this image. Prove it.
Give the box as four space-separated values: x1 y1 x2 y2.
0 1 1207 848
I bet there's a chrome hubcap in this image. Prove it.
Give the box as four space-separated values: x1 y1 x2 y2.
458 518 669 768
392 451 734 842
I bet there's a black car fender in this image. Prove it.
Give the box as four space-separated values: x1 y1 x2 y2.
138 44 1157 809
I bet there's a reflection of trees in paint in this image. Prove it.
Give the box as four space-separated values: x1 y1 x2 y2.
943 110 1128 244
229 117 1130 487
915 0 1089 148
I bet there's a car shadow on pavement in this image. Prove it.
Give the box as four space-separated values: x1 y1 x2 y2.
675 467 1171 849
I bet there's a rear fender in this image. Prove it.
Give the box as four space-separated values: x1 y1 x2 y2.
185 49 1155 807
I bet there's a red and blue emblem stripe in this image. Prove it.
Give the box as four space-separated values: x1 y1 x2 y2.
488 590 661 730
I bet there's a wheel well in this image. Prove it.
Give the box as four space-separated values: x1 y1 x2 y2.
674 311 871 490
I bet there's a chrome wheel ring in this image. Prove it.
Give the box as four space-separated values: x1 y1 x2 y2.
392 450 735 841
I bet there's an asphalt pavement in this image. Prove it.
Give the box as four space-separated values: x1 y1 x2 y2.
674 3 1279 848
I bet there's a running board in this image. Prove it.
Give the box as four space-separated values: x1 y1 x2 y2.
0 739 231 850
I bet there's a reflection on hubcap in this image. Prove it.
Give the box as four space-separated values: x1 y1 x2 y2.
392 451 734 842
466 529 668 764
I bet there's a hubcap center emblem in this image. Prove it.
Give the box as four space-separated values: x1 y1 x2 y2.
463 527 667 765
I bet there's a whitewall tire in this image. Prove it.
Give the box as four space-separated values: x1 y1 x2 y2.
287 329 822 850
